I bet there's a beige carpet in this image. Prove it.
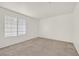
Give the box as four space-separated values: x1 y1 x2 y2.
0 37 78 56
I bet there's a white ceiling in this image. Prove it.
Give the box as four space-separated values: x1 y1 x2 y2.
0 2 76 19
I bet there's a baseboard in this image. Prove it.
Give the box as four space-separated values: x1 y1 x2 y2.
0 36 38 49
0 36 73 49
73 43 79 54
38 37 73 44
39 35 73 43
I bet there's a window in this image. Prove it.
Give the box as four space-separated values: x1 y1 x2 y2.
18 17 26 36
5 16 26 37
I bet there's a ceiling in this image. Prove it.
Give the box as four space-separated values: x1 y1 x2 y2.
0 2 76 19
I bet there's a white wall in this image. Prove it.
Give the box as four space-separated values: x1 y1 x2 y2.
0 7 38 48
39 14 73 42
73 3 79 53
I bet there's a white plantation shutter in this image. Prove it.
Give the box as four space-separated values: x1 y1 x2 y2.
18 17 26 36
5 16 17 37
5 15 26 37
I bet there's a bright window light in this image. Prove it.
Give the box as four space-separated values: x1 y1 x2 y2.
5 15 26 37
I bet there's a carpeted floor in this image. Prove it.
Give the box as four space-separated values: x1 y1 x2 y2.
0 37 78 56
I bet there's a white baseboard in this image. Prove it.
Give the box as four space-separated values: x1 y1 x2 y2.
73 43 79 54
